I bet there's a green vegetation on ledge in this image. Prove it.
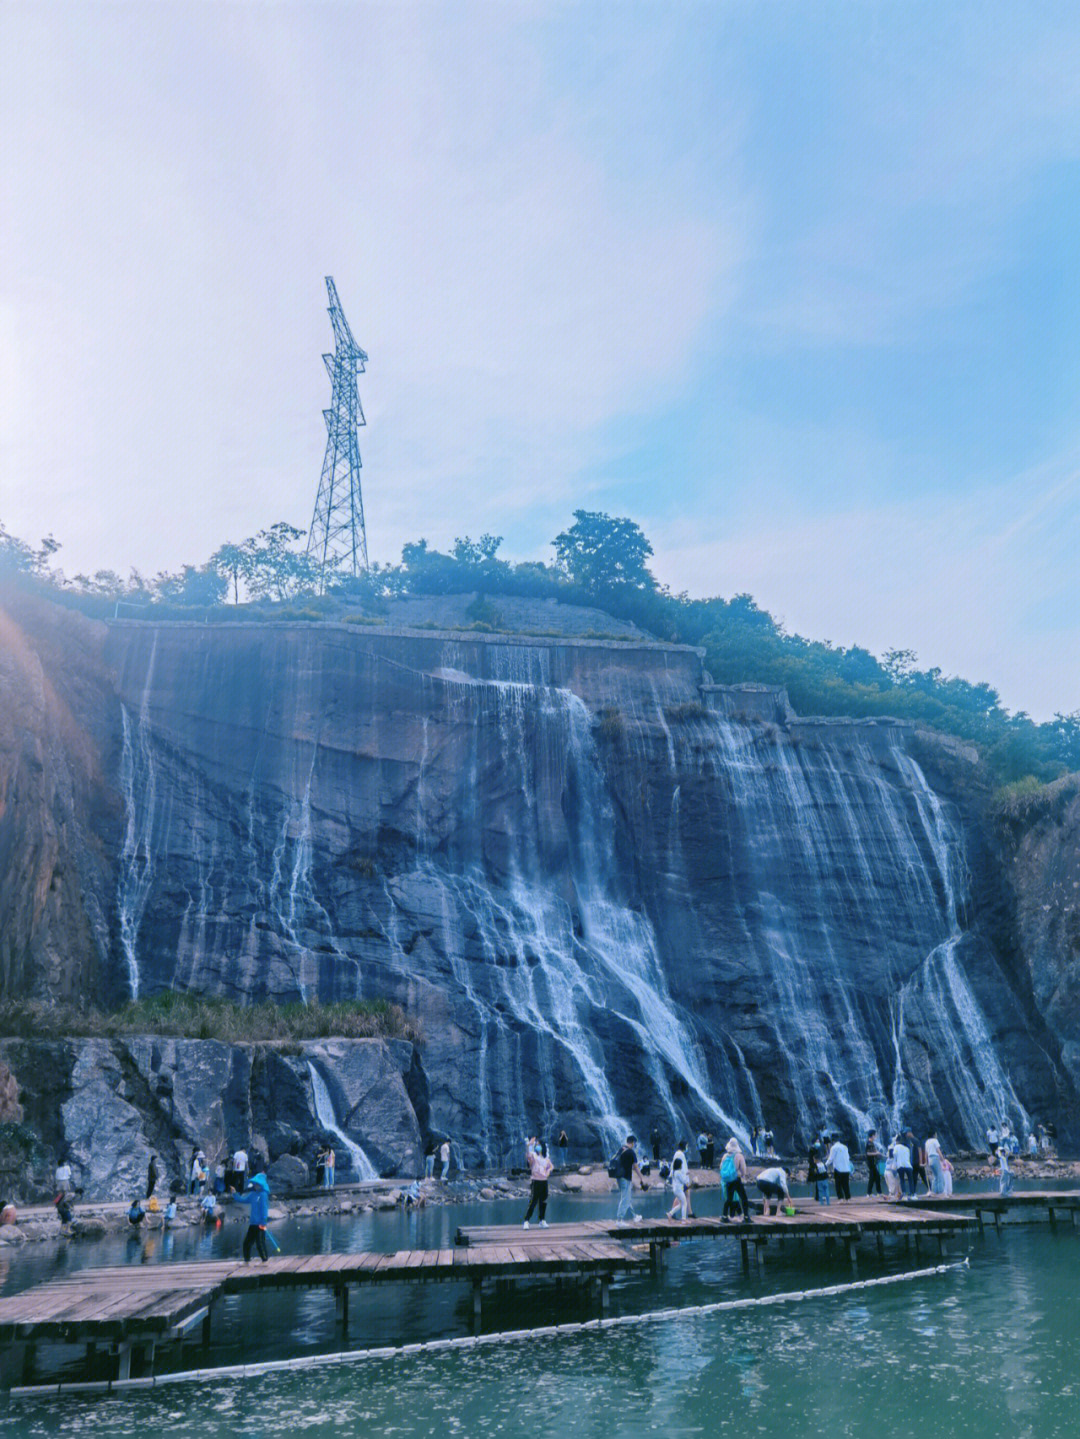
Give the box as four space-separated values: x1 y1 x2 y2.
0 993 422 1045
4 509 1079 786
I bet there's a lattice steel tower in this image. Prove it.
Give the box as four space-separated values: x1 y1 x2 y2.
307 277 369 582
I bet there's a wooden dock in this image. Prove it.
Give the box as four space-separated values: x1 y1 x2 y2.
458 1200 977 1271
0 1241 643 1390
906 1191 1080 1229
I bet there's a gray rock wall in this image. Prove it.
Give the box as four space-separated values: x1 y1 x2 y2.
0 1036 422 1201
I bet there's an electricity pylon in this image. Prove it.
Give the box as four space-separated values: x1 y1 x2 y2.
307 277 369 584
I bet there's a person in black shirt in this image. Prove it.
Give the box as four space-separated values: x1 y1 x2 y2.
865 1129 884 1196
614 1135 647 1221
651 1125 661 1165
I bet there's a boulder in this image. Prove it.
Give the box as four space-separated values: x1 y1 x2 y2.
267 1155 310 1192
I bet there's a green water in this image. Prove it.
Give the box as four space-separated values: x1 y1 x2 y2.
2 1190 1078 1437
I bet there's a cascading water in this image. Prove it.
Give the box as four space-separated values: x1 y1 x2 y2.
307 1061 379 1180
105 623 1061 1162
116 637 159 999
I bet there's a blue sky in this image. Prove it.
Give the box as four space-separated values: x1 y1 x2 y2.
1 2 1078 717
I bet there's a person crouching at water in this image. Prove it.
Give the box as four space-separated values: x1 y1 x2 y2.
234 1173 272 1262
720 1139 751 1221
755 1165 790 1216
666 1139 694 1221
522 1138 554 1228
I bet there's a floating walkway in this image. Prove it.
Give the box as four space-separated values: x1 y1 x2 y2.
458 1199 976 1270
906 1190 1080 1228
0 1242 642 1391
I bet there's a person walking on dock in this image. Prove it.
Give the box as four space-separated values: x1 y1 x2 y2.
826 1135 853 1201
720 1139 751 1221
234 1173 272 1262
907 1130 928 1194
666 1139 694 1221
755 1165 790 1216
523 1138 554 1227
613 1135 647 1221
865 1130 884 1196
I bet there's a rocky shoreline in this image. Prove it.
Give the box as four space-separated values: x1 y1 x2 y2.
2 1155 1075 1248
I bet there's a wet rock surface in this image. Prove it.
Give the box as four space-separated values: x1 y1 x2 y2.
0 1037 422 1201
1 591 1079 1166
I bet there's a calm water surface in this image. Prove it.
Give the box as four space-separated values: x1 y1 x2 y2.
2 1183 1078 1438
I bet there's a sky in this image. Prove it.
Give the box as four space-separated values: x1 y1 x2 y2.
1 1 1078 719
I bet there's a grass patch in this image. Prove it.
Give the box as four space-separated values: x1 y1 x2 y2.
0 993 422 1045
664 701 709 724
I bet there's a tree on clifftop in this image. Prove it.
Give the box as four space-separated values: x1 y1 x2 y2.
552 511 657 595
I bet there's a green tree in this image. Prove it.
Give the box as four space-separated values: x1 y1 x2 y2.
552 511 657 594
242 523 318 602
209 542 251 605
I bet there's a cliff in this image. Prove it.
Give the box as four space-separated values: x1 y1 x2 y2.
1 581 1077 1168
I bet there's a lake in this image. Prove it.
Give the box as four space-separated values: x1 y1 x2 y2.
1 1182 1077 1437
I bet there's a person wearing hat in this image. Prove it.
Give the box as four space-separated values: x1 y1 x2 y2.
233 1172 272 1262
720 1138 751 1222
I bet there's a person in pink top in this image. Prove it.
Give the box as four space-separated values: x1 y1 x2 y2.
522 1137 554 1228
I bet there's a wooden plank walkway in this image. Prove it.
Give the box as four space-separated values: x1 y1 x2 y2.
0 1242 644 1347
457 1200 977 1249
906 1191 1080 1227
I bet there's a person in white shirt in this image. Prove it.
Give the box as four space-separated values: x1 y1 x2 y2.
439 1139 451 1180
994 1144 1012 1195
232 1148 248 1193
825 1136 853 1201
925 1129 947 1194
1027 1132 1039 1157
755 1166 790 1216
54 1159 73 1195
986 1126 999 1155
884 1143 901 1201
893 1136 912 1197
666 1139 694 1221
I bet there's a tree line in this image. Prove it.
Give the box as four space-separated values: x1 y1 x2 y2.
2 512 1077 785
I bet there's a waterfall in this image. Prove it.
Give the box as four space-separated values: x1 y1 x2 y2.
116 636 159 998
307 1061 379 1180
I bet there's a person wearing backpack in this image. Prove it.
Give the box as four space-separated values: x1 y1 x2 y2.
610 1134 647 1221
666 1138 694 1221
720 1139 751 1221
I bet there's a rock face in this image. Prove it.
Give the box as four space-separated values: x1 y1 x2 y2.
992 778 1080 1091
2 587 1079 1163
0 1036 422 1200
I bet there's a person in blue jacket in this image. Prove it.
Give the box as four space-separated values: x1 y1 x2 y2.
233 1172 272 1262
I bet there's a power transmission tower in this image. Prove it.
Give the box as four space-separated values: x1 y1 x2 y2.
307 277 369 584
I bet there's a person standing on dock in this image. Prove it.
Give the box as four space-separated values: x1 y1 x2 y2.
893 1134 913 1197
522 1138 554 1227
925 1128 947 1194
720 1139 751 1221
826 1135 853 1201
907 1130 928 1194
807 1145 830 1205
613 1135 647 1221
993 1145 1012 1195
865 1130 884 1196
234 1172 272 1261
